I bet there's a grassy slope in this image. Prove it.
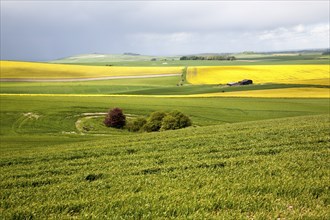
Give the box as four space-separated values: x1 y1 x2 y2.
0 95 329 149
0 77 181 95
47 53 330 66
53 58 330 67
50 53 180 63
0 114 329 219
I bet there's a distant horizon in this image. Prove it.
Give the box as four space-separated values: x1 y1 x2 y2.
1 47 329 62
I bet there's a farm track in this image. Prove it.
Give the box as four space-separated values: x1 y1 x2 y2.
0 73 181 82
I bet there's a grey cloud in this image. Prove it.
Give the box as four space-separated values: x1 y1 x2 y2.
1 1 329 61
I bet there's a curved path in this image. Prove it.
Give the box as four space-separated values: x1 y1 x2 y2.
0 73 180 82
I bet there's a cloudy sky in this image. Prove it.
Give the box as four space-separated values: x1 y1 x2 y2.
1 0 329 61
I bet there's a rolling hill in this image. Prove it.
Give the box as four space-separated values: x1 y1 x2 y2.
0 114 329 219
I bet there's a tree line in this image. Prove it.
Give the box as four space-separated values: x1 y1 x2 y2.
104 107 192 132
180 55 236 61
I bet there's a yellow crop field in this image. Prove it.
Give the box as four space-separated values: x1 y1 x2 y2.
0 61 182 79
187 65 330 85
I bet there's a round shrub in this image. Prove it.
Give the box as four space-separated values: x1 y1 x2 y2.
126 117 147 132
143 111 167 132
160 115 177 131
167 110 192 129
104 107 126 129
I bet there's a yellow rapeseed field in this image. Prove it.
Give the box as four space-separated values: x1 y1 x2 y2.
187 65 330 85
0 61 182 79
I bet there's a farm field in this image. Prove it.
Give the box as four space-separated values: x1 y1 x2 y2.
0 56 329 219
0 114 329 219
185 64 329 98
186 65 329 85
193 88 330 98
0 94 329 151
1 61 329 98
0 61 181 79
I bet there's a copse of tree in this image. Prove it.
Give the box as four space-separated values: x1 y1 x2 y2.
160 115 177 131
126 117 147 132
180 55 236 61
105 108 192 132
143 110 192 132
104 107 126 129
166 110 192 129
322 49 330 55
143 111 167 132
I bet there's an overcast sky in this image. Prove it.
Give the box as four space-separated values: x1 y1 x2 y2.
1 0 329 61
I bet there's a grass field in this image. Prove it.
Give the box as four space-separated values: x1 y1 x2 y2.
0 76 181 95
193 88 330 98
1 95 329 148
50 53 181 63
2 77 328 96
0 114 329 219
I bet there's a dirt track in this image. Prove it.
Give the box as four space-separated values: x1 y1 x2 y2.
0 73 180 82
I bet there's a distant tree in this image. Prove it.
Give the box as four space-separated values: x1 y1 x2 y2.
322 49 330 55
104 107 126 128
228 56 236 61
179 55 236 61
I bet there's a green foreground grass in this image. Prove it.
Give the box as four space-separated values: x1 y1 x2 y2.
0 114 329 219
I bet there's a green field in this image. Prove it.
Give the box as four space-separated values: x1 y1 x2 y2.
1 53 329 219
1 76 328 95
49 53 330 66
1 94 329 151
1 114 329 219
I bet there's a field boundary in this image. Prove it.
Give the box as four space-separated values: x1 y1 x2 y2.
1 88 329 98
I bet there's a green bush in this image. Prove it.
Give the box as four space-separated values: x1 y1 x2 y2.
143 111 167 132
126 117 147 132
161 110 192 131
160 115 177 131
126 110 192 133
